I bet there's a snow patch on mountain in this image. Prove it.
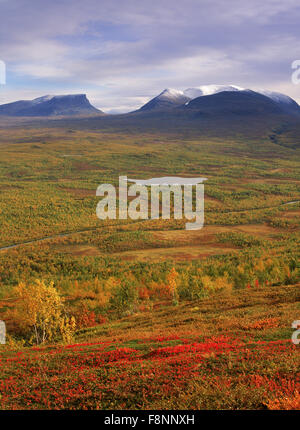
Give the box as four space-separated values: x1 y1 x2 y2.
158 88 186 100
31 95 54 104
256 90 297 106
183 85 244 99
139 88 190 111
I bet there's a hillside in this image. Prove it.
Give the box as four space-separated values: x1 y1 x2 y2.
1 284 299 409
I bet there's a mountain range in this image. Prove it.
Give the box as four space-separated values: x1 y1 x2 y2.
136 85 300 116
0 86 300 148
0 85 299 118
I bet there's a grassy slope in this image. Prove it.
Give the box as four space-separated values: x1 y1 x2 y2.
0 283 299 409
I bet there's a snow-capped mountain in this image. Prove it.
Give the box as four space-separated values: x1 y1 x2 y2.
138 85 299 114
183 90 290 116
183 85 244 100
1 86 299 117
139 88 191 111
0 94 103 116
183 85 299 112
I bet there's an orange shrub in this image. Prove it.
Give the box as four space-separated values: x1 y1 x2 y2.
73 304 97 328
248 318 279 330
266 391 300 410
138 287 150 300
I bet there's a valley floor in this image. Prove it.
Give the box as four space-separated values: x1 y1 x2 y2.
0 127 300 410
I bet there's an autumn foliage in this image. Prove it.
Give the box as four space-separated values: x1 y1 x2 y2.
10 280 76 345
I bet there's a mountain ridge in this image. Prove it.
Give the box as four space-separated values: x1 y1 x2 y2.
138 85 300 113
0 86 299 117
0 94 103 117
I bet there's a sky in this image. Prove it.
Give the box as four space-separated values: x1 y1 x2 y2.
0 0 300 113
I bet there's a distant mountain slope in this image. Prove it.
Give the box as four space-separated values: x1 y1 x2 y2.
139 88 190 111
183 85 300 113
139 85 300 116
0 94 103 116
256 90 300 115
182 90 299 116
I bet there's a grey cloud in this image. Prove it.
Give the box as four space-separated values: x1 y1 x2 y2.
0 0 300 110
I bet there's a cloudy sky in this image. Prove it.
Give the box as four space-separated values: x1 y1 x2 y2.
0 0 300 112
